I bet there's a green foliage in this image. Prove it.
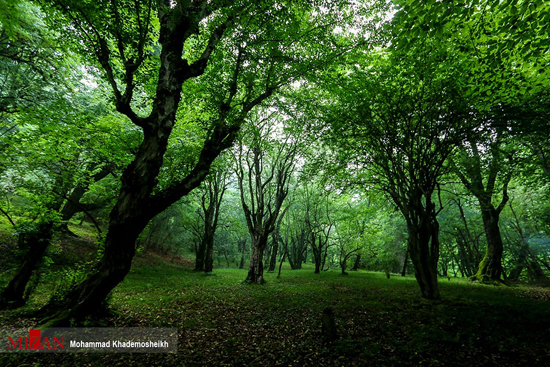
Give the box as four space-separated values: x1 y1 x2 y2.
47 260 95 309
392 0 550 106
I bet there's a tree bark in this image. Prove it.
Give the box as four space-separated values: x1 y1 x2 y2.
59 165 112 234
407 223 440 300
401 249 408 276
313 249 321 274
40 213 146 326
268 232 278 272
204 232 215 273
471 206 504 282
238 239 246 269
351 254 361 271
0 222 53 308
311 234 322 274
455 133 512 283
246 235 267 283
195 239 206 271
405 195 440 300
268 207 287 272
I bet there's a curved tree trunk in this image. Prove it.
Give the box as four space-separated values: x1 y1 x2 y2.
0 222 53 308
59 165 112 235
471 207 504 282
36 0 278 327
39 215 146 327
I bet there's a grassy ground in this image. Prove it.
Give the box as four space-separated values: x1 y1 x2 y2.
0 225 549 366
1 265 549 366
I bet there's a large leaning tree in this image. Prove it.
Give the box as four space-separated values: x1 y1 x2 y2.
36 0 362 325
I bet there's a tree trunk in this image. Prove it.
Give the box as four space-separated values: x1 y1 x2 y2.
0 222 53 308
239 253 245 269
246 235 267 284
59 166 111 234
268 231 278 272
341 258 348 275
195 238 206 271
407 215 440 300
401 249 408 276
321 244 329 271
40 216 146 326
313 250 321 274
507 247 526 281
277 245 287 279
351 254 361 271
238 238 246 269
471 207 504 283
204 232 214 273
509 201 547 283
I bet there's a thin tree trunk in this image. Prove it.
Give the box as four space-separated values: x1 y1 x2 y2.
268 232 278 272
401 249 408 276
509 201 547 282
277 245 287 279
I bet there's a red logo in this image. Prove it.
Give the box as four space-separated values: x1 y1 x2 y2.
7 329 64 350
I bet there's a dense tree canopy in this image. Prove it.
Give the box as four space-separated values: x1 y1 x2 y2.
0 1 549 364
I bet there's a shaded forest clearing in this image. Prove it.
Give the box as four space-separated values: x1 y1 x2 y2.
1 231 549 367
2 0 550 366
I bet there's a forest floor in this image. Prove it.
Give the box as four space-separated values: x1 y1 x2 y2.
0 225 549 366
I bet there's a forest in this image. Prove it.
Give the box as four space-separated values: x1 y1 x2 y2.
0 0 549 366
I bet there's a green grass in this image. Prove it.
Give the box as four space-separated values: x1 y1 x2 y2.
2 259 549 366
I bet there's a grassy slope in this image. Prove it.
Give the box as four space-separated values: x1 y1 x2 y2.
0 225 549 366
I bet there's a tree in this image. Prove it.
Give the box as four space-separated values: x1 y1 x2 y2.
302 185 334 274
36 0 350 325
268 204 289 272
281 211 308 270
390 0 550 286
320 46 471 299
503 190 549 282
195 167 228 273
234 114 298 283
0 74 130 308
453 124 514 283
